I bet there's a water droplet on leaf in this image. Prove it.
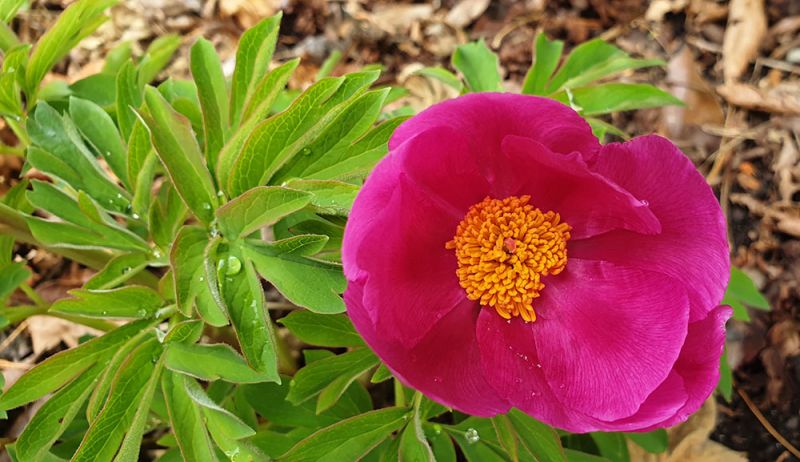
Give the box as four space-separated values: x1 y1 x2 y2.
465 428 480 444
225 256 242 275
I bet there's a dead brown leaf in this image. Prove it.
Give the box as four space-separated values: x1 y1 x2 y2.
628 399 748 462
717 82 800 115
722 0 767 82
774 131 800 203
445 0 491 29
645 0 688 22
26 316 101 356
731 193 800 237
369 4 435 36
219 0 281 28
664 46 725 137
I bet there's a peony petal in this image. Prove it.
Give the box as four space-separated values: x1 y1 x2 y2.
352 174 467 346
638 305 732 430
390 93 601 176
500 135 661 238
475 310 597 432
398 125 490 213
342 152 400 282
346 281 510 416
593 372 688 431
575 135 730 322
533 259 690 422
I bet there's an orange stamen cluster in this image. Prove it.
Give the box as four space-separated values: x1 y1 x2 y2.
446 196 571 322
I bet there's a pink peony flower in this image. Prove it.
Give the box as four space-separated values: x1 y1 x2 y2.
342 93 731 432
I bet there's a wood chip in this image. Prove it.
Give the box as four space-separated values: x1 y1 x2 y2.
717 82 800 115
722 0 767 82
444 0 491 28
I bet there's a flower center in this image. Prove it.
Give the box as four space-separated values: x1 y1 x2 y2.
445 196 571 322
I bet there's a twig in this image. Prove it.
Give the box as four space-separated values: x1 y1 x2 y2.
737 387 800 459
0 320 28 353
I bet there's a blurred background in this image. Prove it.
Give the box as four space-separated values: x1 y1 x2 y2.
0 1 798 461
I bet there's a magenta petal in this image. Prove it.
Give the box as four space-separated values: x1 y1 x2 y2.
533 260 690 421
641 305 732 430
349 174 467 346
390 93 601 169
398 125 490 213
346 282 510 416
575 135 730 322
593 372 688 431
475 310 597 432
500 135 661 239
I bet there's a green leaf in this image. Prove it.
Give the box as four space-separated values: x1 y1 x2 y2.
164 342 276 384
226 76 345 195
565 450 612 462
15 362 104 462
216 186 311 240
399 395 435 462
717 350 733 402
722 267 770 322
0 0 27 23
316 50 342 80
371 364 392 384
446 421 510 462
552 83 683 116
50 286 163 319
216 59 298 189
303 116 408 181
86 330 153 421
171 226 227 324
415 66 464 92
69 96 129 188
142 86 218 224
138 35 181 86
287 348 378 405
25 0 115 101
164 320 205 344
279 311 364 347
113 356 164 462
229 13 281 126
70 73 117 111
559 56 664 92
590 433 630 462
491 415 519 462
522 32 564 95
0 261 29 301
586 117 628 141
278 407 410 462
283 180 359 216
544 39 623 94
116 61 142 140
507 409 566 462
71 337 163 462
84 252 151 290
161 371 220 462
27 103 129 212
102 41 132 75
452 39 502 93
149 182 189 249
0 318 155 410
624 429 668 454
218 246 280 378
245 239 346 313
191 37 229 172
273 88 391 182
243 374 371 429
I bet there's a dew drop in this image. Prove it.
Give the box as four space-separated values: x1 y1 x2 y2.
216 190 224 198
535 363 542 368
465 428 480 444
121 266 131 274
137 309 147 317
530 391 539 398
433 424 442 435
225 256 242 276
301 147 312 156
153 249 163 259
198 276 205 282
131 213 140 220
640 199 649 206
201 202 212 210
559 384 565 389
101 310 108 316
433 376 442 383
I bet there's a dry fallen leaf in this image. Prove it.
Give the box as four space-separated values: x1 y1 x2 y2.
664 46 725 138
27 316 102 356
645 0 688 22
722 0 767 82
717 82 800 115
394 63 460 113
219 0 281 28
628 399 748 462
369 4 434 36
444 0 491 29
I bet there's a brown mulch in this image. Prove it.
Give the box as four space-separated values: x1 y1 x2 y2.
1 0 799 461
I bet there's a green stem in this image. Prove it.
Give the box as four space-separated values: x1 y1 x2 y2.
49 312 118 332
412 391 423 412
394 378 406 408
5 117 29 147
